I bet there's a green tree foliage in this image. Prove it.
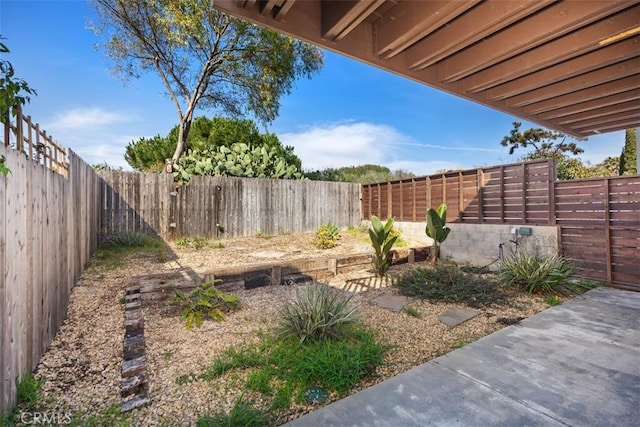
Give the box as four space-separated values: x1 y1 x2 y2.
501 121 583 157
91 0 322 168
1 37 37 122
306 164 415 184
125 116 301 173
619 128 637 175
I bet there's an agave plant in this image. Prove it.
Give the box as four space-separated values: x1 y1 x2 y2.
426 203 451 265
369 216 398 277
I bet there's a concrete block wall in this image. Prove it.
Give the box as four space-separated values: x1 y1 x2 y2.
394 222 558 268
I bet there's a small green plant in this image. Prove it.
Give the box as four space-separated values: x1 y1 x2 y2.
170 282 240 329
175 236 223 250
278 283 361 343
0 155 10 177
368 216 398 277
16 372 43 411
543 294 562 306
255 232 272 239
499 250 574 294
426 203 451 265
196 397 271 427
402 305 421 318
313 222 340 249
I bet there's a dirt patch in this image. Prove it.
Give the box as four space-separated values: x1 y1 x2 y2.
33 232 548 425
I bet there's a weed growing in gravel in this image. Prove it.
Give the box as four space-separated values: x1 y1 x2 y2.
100 231 160 248
175 236 224 250
197 397 271 427
255 232 272 239
396 262 509 307
402 306 421 318
278 283 361 343
543 295 562 306
85 234 165 270
0 372 47 425
69 403 132 427
170 282 240 329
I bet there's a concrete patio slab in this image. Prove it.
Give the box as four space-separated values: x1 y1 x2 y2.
373 295 412 311
285 287 640 427
437 307 480 328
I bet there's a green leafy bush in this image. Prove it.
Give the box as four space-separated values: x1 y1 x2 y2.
170 282 240 329
499 251 574 294
396 262 508 307
368 216 398 277
313 223 340 249
175 236 223 250
425 203 451 265
278 283 361 343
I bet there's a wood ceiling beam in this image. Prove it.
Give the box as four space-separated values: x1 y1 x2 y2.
572 116 640 133
485 37 640 100
321 0 384 41
273 0 296 20
506 57 640 108
405 0 554 71
555 100 640 125
438 1 633 83
523 76 640 115
374 0 479 59
461 4 640 92
569 111 640 131
538 89 640 120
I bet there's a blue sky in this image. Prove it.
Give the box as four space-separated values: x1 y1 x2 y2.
1 0 626 175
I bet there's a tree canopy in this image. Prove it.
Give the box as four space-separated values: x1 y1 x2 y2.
305 164 416 184
1 37 36 123
91 0 322 168
619 128 637 176
125 116 300 173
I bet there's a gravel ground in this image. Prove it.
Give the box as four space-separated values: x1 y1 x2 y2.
33 232 549 425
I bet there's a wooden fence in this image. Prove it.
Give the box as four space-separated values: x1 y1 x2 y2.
98 172 362 239
362 159 554 225
556 176 640 291
0 145 101 410
2 106 69 177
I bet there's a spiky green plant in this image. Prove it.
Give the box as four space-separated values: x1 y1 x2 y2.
499 250 574 294
368 216 398 277
426 203 451 265
170 282 240 329
313 223 340 249
278 283 361 343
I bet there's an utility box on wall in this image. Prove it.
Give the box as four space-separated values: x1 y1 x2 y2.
519 227 533 236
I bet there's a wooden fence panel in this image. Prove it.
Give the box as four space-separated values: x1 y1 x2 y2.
0 146 101 410
556 176 640 290
361 159 553 225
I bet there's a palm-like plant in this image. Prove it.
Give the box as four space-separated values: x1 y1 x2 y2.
426 203 451 265
369 216 398 276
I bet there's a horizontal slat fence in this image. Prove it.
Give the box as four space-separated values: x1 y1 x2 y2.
556 176 640 291
362 159 554 225
99 172 362 238
1 146 101 410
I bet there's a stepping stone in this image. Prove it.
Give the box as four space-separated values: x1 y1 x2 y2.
437 308 480 328
373 295 412 312
121 396 150 412
125 309 143 320
122 356 146 377
125 293 141 302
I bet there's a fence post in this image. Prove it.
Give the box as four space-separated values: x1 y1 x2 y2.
478 169 484 223
426 176 431 210
412 178 416 221
442 174 447 206
604 178 612 286
499 165 505 223
387 182 392 219
3 107 9 147
548 159 556 225
521 162 527 223
399 180 404 220
458 172 464 221
16 105 24 152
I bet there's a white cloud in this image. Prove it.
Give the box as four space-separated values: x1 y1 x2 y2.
45 107 130 130
280 122 470 175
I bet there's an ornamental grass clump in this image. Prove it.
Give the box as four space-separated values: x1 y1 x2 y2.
278 282 361 343
498 250 574 294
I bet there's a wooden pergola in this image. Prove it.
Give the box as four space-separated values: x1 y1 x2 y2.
213 0 640 139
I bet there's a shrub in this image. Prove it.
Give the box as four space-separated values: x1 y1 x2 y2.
313 223 340 249
396 262 509 307
368 216 398 277
175 236 223 250
170 282 240 329
278 283 361 343
499 250 574 294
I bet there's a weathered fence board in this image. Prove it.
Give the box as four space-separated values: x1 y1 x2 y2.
99 173 362 239
0 146 101 410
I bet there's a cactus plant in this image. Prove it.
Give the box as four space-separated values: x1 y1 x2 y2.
426 203 451 265
369 216 398 277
